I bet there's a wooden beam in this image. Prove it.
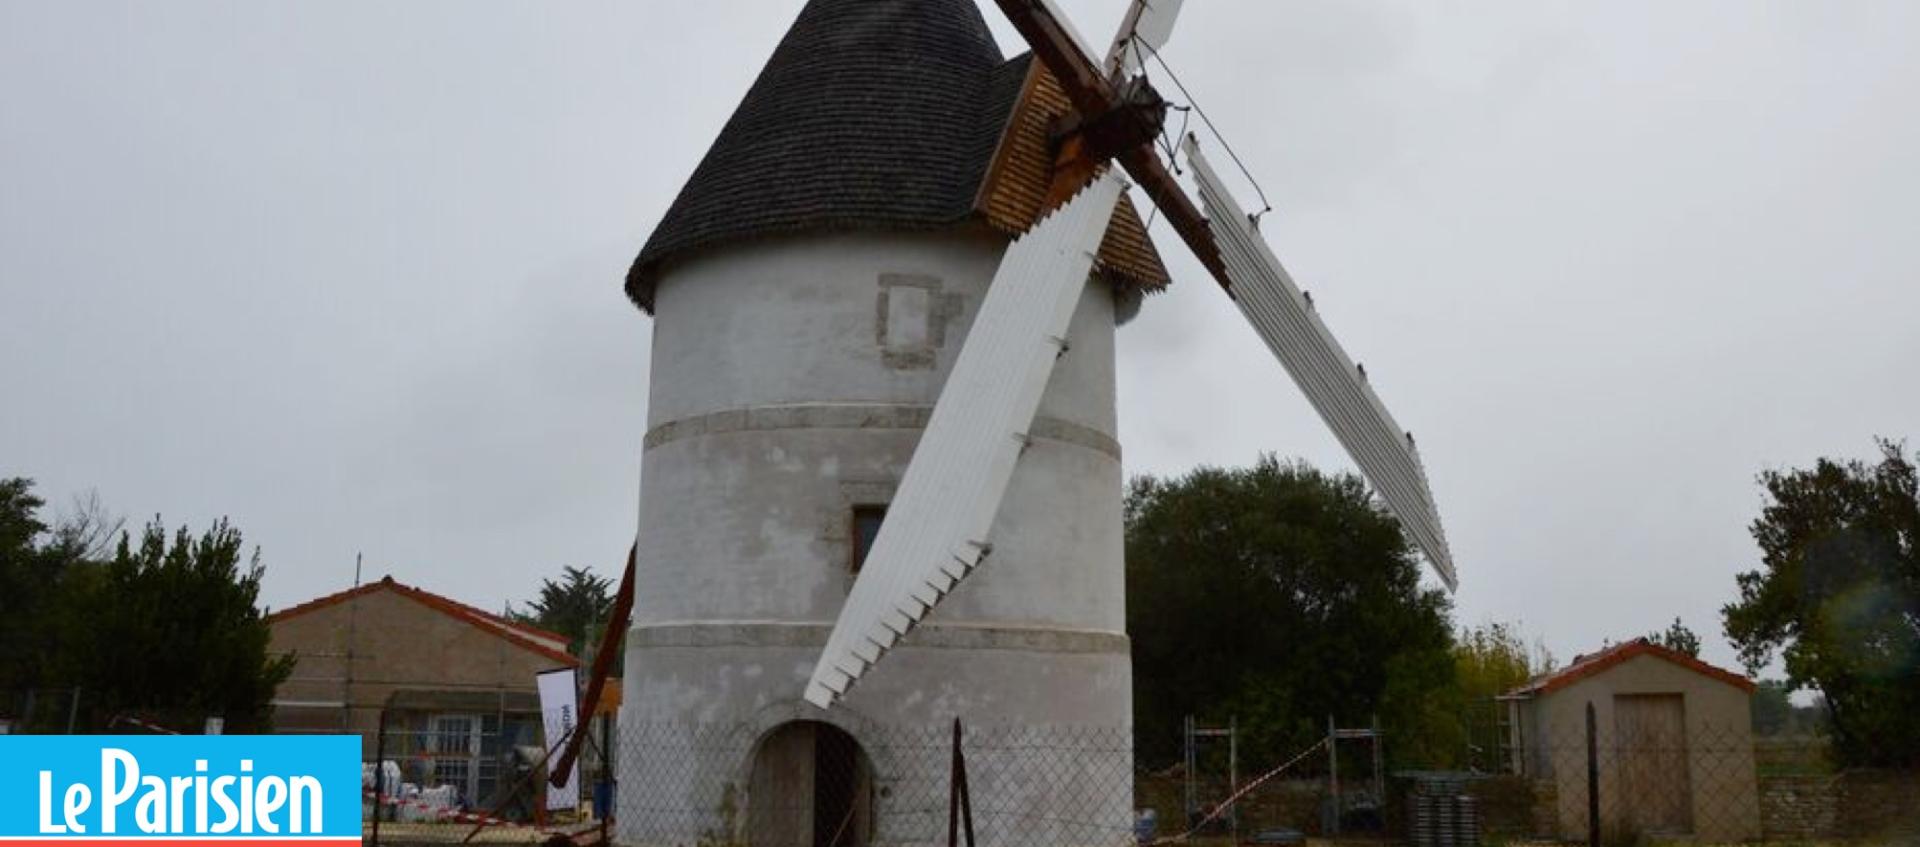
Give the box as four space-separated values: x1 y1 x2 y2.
548 543 636 790
1119 145 1227 290
992 0 1230 292
991 0 1113 117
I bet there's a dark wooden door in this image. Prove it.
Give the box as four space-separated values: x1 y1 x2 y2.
748 722 871 847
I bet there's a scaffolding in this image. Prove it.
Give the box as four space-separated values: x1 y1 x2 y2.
1326 715 1385 835
1182 715 1239 839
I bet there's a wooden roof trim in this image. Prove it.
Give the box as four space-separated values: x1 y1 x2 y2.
971 59 1046 216
971 61 1171 292
1098 197 1165 286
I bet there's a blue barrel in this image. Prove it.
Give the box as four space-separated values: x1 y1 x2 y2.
593 781 616 821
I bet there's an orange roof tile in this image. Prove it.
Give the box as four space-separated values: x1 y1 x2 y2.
1508 638 1754 697
270 576 580 668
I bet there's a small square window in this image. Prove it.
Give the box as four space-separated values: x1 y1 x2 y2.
885 285 932 348
850 505 887 574
876 274 951 371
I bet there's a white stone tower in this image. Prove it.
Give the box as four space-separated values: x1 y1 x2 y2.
615 1 1169 844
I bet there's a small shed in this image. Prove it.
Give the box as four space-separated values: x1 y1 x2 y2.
1502 638 1759 843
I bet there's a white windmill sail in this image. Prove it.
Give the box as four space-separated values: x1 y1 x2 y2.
804 171 1129 708
1183 137 1457 589
1105 0 1187 78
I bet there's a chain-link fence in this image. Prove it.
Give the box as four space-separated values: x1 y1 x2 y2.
1 688 230 735
16 687 1889 847
614 721 1134 847
1138 723 1918 847
1511 719 1917 845
361 718 1133 847
361 712 1920 847
1521 718 1765 843
361 699 617 845
0 688 83 734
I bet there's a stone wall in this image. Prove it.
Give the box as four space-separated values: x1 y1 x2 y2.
1147 766 1920 843
1828 770 1920 841
1484 768 1920 842
1528 778 1559 839
1758 774 1836 840
1725 770 1919 842
1461 775 1545 839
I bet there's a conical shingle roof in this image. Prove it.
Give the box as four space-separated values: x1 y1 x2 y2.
626 0 1016 311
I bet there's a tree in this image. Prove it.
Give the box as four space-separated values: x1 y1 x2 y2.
1750 679 1829 737
46 490 124 564
1749 678 1792 736
0 481 114 697
1722 439 1920 767
1649 617 1703 658
69 517 294 731
0 478 46 557
0 478 55 694
1126 456 1458 768
0 477 291 732
513 565 614 658
1452 622 1552 770
1455 622 1549 701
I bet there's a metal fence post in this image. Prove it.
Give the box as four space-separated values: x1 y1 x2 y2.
948 719 974 847
1585 702 1599 847
1370 713 1384 806
1328 715 1340 836
372 707 387 847
66 687 81 734
1182 715 1195 826
1228 716 1238 843
949 720 959 847
600 711 613 843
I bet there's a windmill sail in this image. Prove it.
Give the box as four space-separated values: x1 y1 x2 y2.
1105 0 1187 77
1184 138 1457 589
804 172 1128 708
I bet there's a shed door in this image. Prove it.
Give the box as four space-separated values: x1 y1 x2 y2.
1613 694 1691 835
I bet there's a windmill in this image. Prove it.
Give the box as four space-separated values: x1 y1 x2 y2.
611 0 1455 842
803 0 1456 709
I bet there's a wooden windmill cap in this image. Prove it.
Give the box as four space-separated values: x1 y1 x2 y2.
625 0 1170 314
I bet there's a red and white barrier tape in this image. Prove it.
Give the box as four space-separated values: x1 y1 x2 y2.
1151 737 1330 844
364 789 541 831
112 715 181 735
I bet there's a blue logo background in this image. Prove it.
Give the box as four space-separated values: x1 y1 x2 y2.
0 735 359 839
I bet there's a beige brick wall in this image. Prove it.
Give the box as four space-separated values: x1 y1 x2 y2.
269 586 574 755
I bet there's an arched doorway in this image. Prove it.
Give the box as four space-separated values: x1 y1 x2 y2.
748 720 873 847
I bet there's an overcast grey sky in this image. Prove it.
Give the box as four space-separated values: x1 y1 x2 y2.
3 1 1916 676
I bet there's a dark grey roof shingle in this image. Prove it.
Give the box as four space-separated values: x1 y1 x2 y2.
626 0 1019 312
